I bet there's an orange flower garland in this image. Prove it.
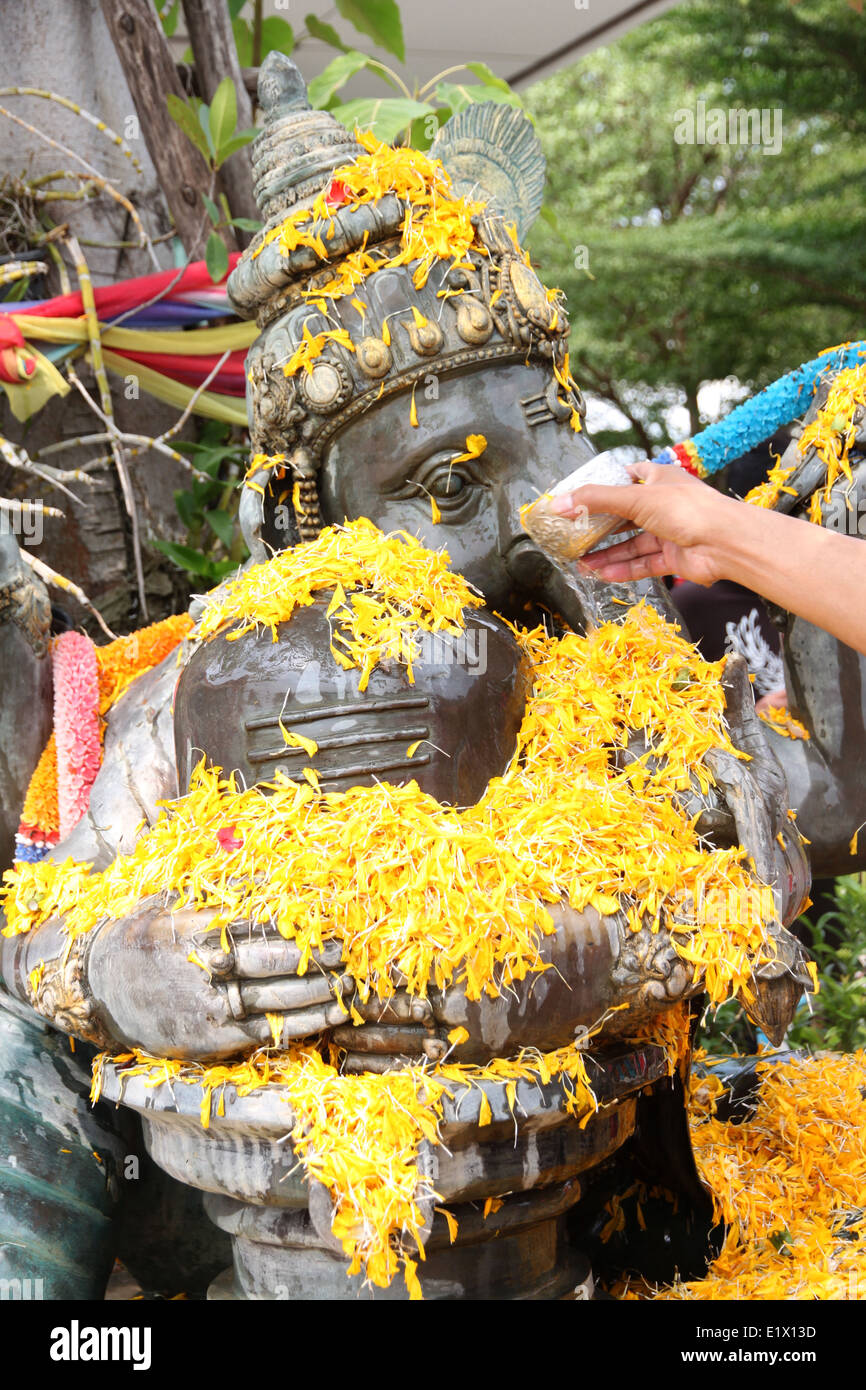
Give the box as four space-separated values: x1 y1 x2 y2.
15 613 192 861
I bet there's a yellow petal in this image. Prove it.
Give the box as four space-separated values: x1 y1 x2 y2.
436 1207 459 1244
326 582 347 618
452 433 487 462
403 1255 423 1301
282 727 319 757
266 1012 282 1047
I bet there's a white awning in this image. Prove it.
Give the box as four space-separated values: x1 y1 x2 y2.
229 0 682 94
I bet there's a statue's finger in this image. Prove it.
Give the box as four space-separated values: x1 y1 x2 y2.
246 999 349 1045
239 972 352 1014
331 1021 445 1059
196 932 345 979
705 748 777 885
341 1053 404 1074
349 991 434 1027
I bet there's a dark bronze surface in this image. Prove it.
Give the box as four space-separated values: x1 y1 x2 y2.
318 362 597 626
175 596 530 806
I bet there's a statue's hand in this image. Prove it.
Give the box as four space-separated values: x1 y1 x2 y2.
15 897 704 1065
12 901 351 1060
704 654 814 1040
310 900 707 1068
708 654 800 888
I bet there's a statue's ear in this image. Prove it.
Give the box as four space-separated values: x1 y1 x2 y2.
430 102 546 241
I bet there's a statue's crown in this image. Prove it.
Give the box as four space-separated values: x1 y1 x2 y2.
229 54 582 551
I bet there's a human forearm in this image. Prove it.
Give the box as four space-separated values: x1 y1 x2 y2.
552 462 866 657
708 501 866 654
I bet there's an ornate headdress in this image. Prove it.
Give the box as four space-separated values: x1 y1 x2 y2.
229 53 584 556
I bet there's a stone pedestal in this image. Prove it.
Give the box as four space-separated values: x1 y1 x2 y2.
99 1040 669 1301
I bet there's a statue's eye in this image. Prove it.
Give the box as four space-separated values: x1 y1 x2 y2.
419 463 481 512
430 471 465 499
391 452 486 517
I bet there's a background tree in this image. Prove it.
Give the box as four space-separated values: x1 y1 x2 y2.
526 0 866 453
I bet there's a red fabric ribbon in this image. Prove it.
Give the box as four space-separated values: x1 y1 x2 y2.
110 347 248 396
21 253 243 321
0 318 25 349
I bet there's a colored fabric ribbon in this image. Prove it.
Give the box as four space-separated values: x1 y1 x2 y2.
0 254 250 423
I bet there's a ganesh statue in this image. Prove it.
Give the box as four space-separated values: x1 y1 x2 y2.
2 52 854 1300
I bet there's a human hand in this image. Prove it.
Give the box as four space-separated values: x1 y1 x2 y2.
550 460 737 587
755 686 787 715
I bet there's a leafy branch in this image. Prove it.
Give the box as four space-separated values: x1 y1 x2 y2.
167 76 258 280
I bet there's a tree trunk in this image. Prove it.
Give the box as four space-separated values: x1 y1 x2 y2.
685 385 701 438
99 0 236 258
181 0 258 230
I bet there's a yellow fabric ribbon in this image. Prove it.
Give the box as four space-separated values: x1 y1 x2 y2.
13 314 257 355
6 314 255 425
0 344 70 421
101 351 248 425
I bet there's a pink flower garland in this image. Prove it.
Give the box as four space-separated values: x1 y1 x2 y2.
52 631 101 839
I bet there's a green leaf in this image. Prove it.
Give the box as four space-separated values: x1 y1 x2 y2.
536 204 571 246
407 111 446 152
174 491 198 530
205 232 230 284
202 193 221 227
227 0 246 18
230 216 262 232
205 509 236 548
198 100 216 158
308 51 373 108
465 62 516 97
433 82 472 116
332 97 433 144
209 76 238 159
304 14 349 52
214 129 258 163
166 94 212 163
191 477 218 506
435 81 522 115
161 1 180 38
152 539 215 579
335 0 405 62
232 17 252 66
211 557 244 581
260 16 295 57
194 452 226 478
1 276 33 303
